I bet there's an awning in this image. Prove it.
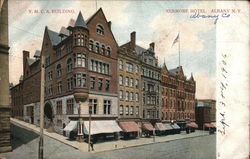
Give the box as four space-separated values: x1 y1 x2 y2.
186 122 198 128
211 122 216 128
142 122 154 131
84 120 122 135
163 123 173 130
171 123 180 129
204 123 213 128
119 121 140 133
155 123 166 131
63 121 78 131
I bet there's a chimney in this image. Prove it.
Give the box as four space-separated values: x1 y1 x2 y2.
130 31 136 50
108 21 112 30
23 50 29 77
150 42 155 51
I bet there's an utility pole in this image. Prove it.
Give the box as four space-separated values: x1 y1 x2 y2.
88 102 92 152
39 55 45 159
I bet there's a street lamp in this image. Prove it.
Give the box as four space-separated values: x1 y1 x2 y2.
88 102 92 152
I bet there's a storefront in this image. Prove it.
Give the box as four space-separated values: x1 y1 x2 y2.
119 121 140 139
163 123 174 135
155 123 166 136
142 122 154 137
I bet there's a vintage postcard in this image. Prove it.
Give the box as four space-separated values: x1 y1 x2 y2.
0 0 249 159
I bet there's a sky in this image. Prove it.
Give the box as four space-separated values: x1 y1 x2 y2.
8 0 216 99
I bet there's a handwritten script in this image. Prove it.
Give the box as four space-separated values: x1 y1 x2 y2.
190 12 230 24
218 54 229 135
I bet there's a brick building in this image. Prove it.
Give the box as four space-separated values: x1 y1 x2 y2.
160 63 196 128
198 99 216 122
11 8 120 137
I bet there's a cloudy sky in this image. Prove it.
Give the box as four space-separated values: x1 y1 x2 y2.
8 0 216 99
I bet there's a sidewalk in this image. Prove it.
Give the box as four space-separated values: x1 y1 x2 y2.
10 118 211 153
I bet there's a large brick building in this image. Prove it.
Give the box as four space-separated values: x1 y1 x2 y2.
160 63 196 128
195 100 211 129
198 99 216 122
11 8 119 137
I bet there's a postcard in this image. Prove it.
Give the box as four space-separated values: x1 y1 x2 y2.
0 0 249 159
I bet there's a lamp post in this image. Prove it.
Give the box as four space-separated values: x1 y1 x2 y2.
88 102 92 152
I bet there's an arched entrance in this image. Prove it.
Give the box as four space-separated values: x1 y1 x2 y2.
44 102 54 130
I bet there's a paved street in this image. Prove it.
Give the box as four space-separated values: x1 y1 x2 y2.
1 124 216 159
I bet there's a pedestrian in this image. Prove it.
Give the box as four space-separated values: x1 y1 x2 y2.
90 141 94 151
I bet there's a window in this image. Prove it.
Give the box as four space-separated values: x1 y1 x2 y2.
101 45 105 55
136 106 139 115
45 56 50 67
143 82 145 90
98 62 102 73
75 73 86 88
102 63 106 74
56 101 62 115
125 77 129 86
80 34 84 46
67 58 72 73
75 53 86 67
130 78 133 87
98 78 103 90
67 77 73 91
89 99 97 114
107 47 111 56
48 84 53 96
104 100 111 114
130 106 134 115
125 106 129 115
57 81 62 94
130 92 133 101
77 34 81 46
120 105 123 115
56 48 61 59
93 61 97 72
90 77 95 89
119 75 123 85
89 40 94 51
136 65 139 74
96 43 100 53
105 80 110 91
48 71 53 81
96 24 104 35
119 60 123 70
106 64 110 75
125 91 129 101
135 79 139 88
56 64 62 77
119 90 123 99
66 99 74 114
136 93 139 102
66 42 72 53
126 63 133 72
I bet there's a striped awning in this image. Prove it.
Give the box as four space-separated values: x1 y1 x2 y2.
155 123 166 131
163 123 174 130
119 121 140 133
142 122 154 131
186 122 198 128
83 120 122 135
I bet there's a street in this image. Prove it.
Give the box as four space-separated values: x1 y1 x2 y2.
1 125 216 159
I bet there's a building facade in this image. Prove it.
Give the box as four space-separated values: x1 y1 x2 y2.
197 99 216 122
195 100 211 129
160 64 196 127
11 8 119 136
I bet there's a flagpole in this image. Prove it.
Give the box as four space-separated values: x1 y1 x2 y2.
178 31 180 67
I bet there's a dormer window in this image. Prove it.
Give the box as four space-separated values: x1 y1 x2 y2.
96 24 104 35
107 47 111 56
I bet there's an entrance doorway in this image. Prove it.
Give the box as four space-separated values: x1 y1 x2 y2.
44 102 53 129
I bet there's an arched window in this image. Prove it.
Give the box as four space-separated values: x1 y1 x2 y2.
96 24 104 35
119 60 123 70
56 64 62 77
96 42 100 53
101 45 105 55
77 34 80 46
67 58 72 73
107 47 111 56
89 40 93 51
80 34 84 46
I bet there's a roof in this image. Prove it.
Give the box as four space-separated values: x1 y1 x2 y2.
83 120 122 135
34 50 41 58
169 66 181 76
47 28 61 46
27 57 36 66
188 73 194 81
135 44 147 55
119 121 140 132
74 11 88 29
